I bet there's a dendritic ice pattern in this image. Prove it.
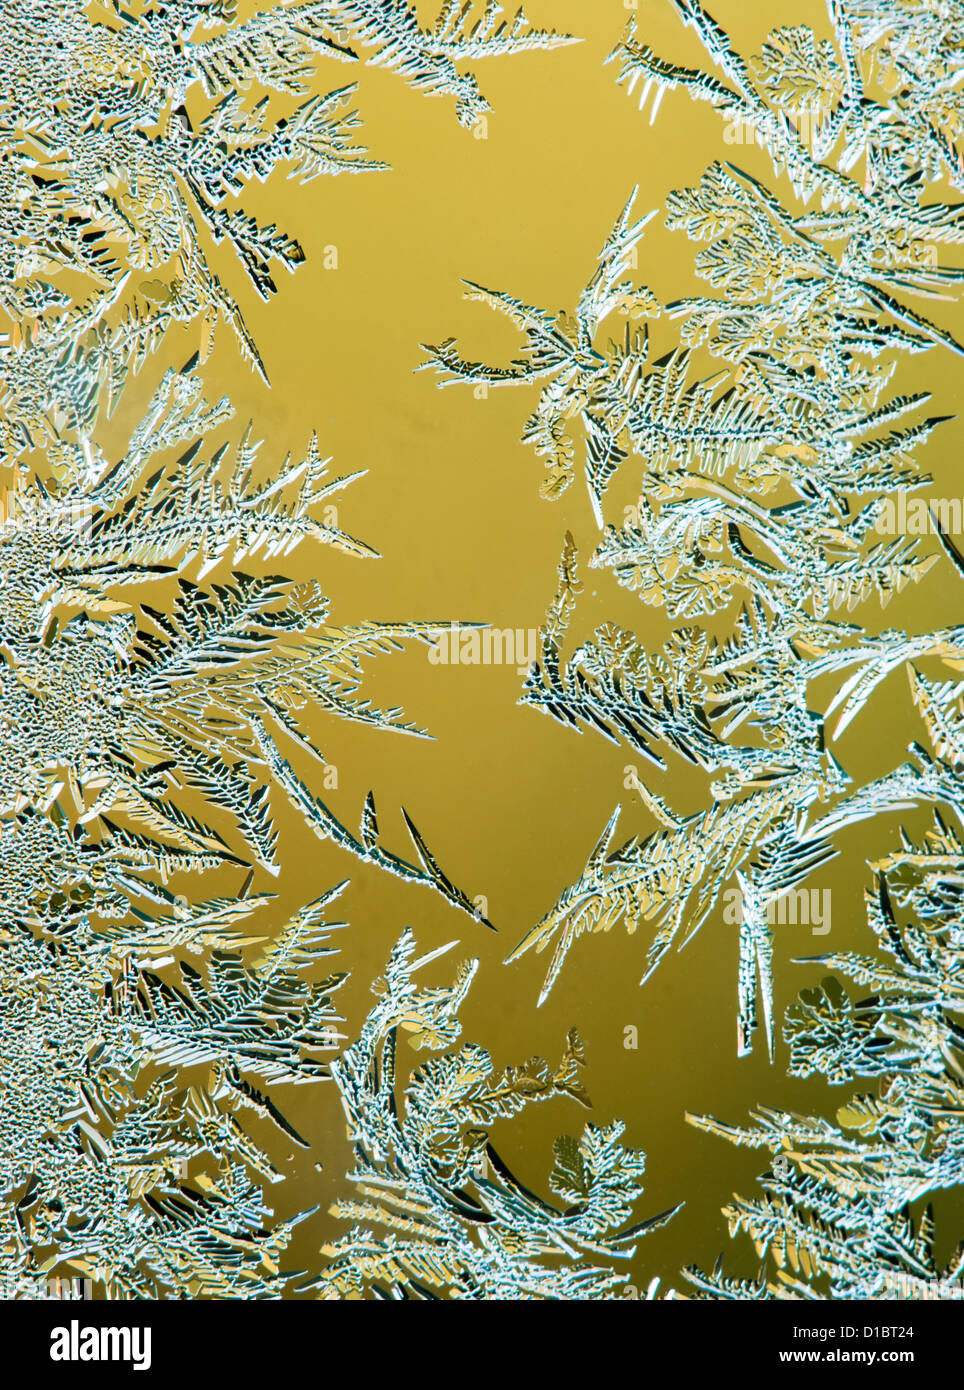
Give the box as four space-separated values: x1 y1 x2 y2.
0 0 962 1300
311 930 680 1300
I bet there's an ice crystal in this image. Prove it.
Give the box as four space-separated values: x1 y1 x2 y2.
0 863 347 1297
329 1 578 129
6 0 964 1304
611 1 964 205
0 0 384 424
309 930 680 1299
2 355 488 901
0 352 494 1292
0 0 566 1291
501 523 964 1055
424 0 964 1058
0 0 572 458
686 818 964 1299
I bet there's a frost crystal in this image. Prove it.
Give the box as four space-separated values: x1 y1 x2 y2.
0 0 581 1297
425 0 964 1062
686 819 964 1300
0 352 495 1293
310 931 680 1299
329 1 578 128
5 0 964 1304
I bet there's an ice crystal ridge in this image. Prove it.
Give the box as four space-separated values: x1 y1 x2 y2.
0 0 579 1297
327 1 578 129
425 0 964 1067
686 820 964 1299
0 0 574 443
4 0 964 1303
0 361 499 1295
1 0 379 413
310 930 680 1300
423 0 964 1300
